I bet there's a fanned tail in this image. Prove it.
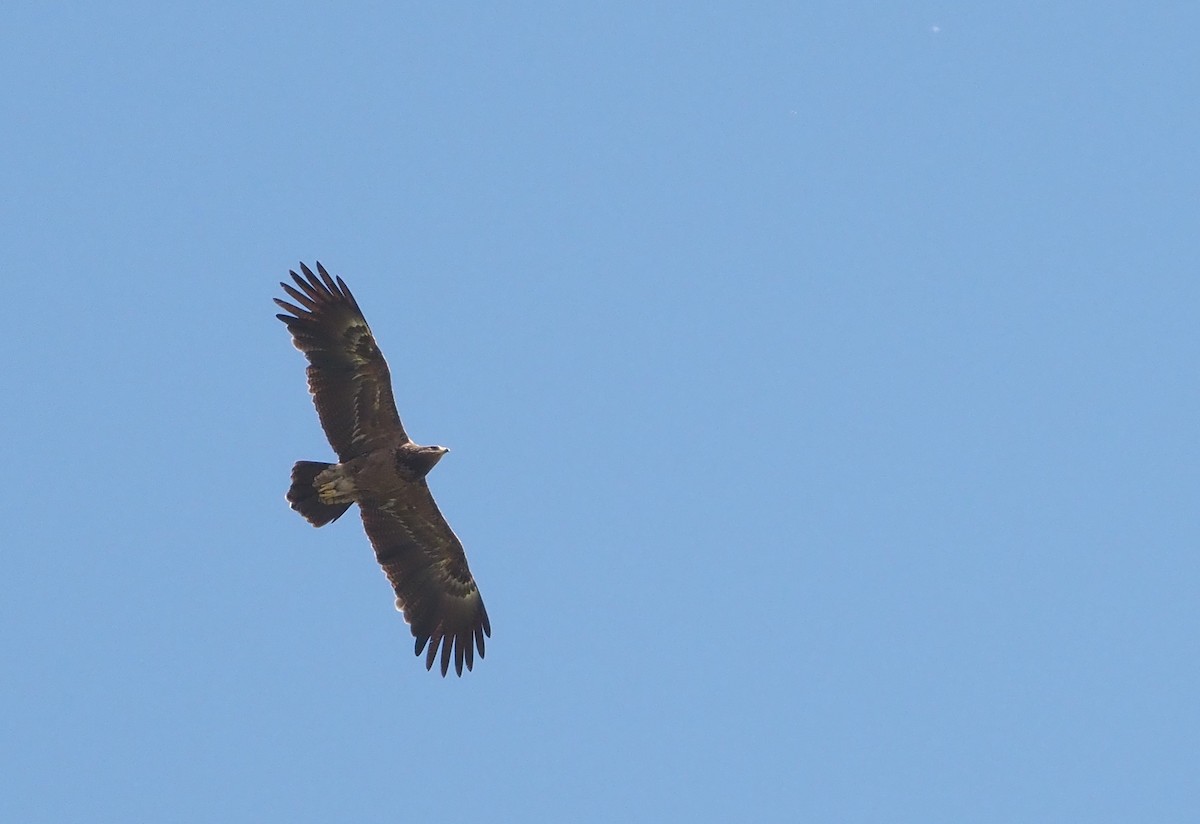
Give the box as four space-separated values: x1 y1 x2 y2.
287 460 352 526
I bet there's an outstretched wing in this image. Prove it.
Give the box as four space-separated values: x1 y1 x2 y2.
359 487 491 677
275 262 406 460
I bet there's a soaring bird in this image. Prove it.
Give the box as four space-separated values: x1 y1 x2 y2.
275 262 490 676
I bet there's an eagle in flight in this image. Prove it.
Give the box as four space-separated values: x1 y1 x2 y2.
275 262 490 676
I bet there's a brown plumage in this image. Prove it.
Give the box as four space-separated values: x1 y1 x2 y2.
275 262 490 676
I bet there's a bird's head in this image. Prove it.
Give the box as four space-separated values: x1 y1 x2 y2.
398 443 450 479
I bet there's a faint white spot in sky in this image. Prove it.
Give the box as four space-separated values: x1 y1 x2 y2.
930 24 941 33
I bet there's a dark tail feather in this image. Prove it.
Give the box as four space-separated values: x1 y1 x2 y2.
287 461 352 527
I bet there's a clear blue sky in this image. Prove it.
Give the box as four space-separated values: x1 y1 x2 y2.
3 3 1197 822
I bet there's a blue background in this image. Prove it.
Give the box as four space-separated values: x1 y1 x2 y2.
4 3 1197 821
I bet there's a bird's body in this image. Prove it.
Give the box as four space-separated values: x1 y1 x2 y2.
275 263 490 676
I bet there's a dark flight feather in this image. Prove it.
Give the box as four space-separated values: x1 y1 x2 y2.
274 263 406 459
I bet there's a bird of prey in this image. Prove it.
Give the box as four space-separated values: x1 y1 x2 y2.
275 262 490 676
